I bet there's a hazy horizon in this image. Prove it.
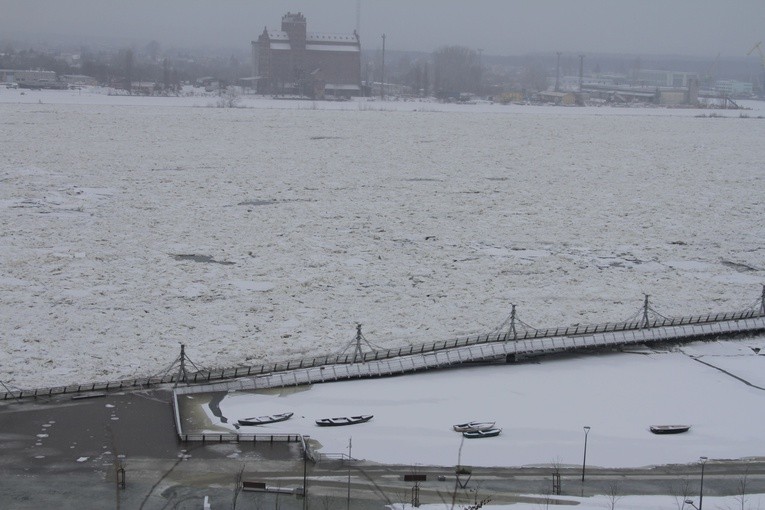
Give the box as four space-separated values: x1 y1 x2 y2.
2 0 764 59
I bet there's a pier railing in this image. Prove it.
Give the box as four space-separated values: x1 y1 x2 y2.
3 307 763 401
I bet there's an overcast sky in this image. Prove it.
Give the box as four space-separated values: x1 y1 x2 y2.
2 0 763 58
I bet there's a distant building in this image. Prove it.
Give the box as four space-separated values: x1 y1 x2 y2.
634 69 698 88
0 69 66 89
252 12 361 98
61 74 98 87
537 90 577 105
714 80 753 97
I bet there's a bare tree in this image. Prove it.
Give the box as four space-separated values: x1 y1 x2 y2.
550 456 562 496
145 40 161 62
730 469 751 510
668 476 692 510
232 463 245 510
518 56 548 94
605 481 623 510
432 45 480 98
121 48 134 94
462 483 491 510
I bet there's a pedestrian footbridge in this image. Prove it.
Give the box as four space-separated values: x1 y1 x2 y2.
4 299 764 401
174 310 765 396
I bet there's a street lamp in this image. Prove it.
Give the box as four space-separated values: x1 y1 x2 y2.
685 456 708 510
581 426 591 482
698 456 708 510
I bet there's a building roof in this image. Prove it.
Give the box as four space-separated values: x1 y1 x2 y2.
264 29 358 48
307 32 358 43
305 44 358 52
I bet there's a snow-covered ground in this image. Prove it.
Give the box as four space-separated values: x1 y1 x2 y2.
201 339 765 468
388 493 765 510
0 87 763 390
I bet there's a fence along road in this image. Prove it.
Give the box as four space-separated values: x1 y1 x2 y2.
4 307 765 402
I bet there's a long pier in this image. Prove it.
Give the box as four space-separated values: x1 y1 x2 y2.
174 312 765 396
3 300 765 401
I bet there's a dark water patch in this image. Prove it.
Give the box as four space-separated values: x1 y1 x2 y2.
721 260 759 272
405 178 442 182
310 136 342 140
172 254 235 265
238 199 278 206
486 177 509 181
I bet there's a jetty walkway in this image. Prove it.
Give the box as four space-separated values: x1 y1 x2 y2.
4 299 765 402
174 309 765 396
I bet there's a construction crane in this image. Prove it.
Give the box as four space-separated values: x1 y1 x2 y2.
748 42 765 95
703 52 720 87
748 41 765 69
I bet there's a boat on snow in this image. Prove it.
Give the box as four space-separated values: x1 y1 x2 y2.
463 428 502 439
315 415 373 427
453 421 496 433
649 424 691 435
237 412 294 426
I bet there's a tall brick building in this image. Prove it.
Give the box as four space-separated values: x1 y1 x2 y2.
252 12 362 98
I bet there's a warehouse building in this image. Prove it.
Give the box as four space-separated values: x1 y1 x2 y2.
252 12 361 98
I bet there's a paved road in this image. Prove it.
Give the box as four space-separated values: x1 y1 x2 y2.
1 389 764 509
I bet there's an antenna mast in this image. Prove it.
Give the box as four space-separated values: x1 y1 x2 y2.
356 0 361 36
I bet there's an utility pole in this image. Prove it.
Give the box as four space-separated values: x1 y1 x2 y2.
555 51 561 92
578 54 585 91
381 34 386 100
477 48 483 97
346 437 353 510
302 436 309 510
356 0 360 35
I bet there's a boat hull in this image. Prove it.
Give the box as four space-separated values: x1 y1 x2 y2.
650 425 691 435
463 428 502 439
315 415 373 427
453 421 495 433
238 412 294 426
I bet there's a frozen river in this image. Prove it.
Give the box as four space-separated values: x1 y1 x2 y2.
0 89 763 389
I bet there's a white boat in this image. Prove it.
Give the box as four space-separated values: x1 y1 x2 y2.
315 415 373 427
453 421 496 433
238 412 294 426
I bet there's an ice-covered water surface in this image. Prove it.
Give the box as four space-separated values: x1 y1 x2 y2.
0 91 763 388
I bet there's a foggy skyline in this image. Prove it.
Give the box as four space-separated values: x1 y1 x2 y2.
2 0 764 59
